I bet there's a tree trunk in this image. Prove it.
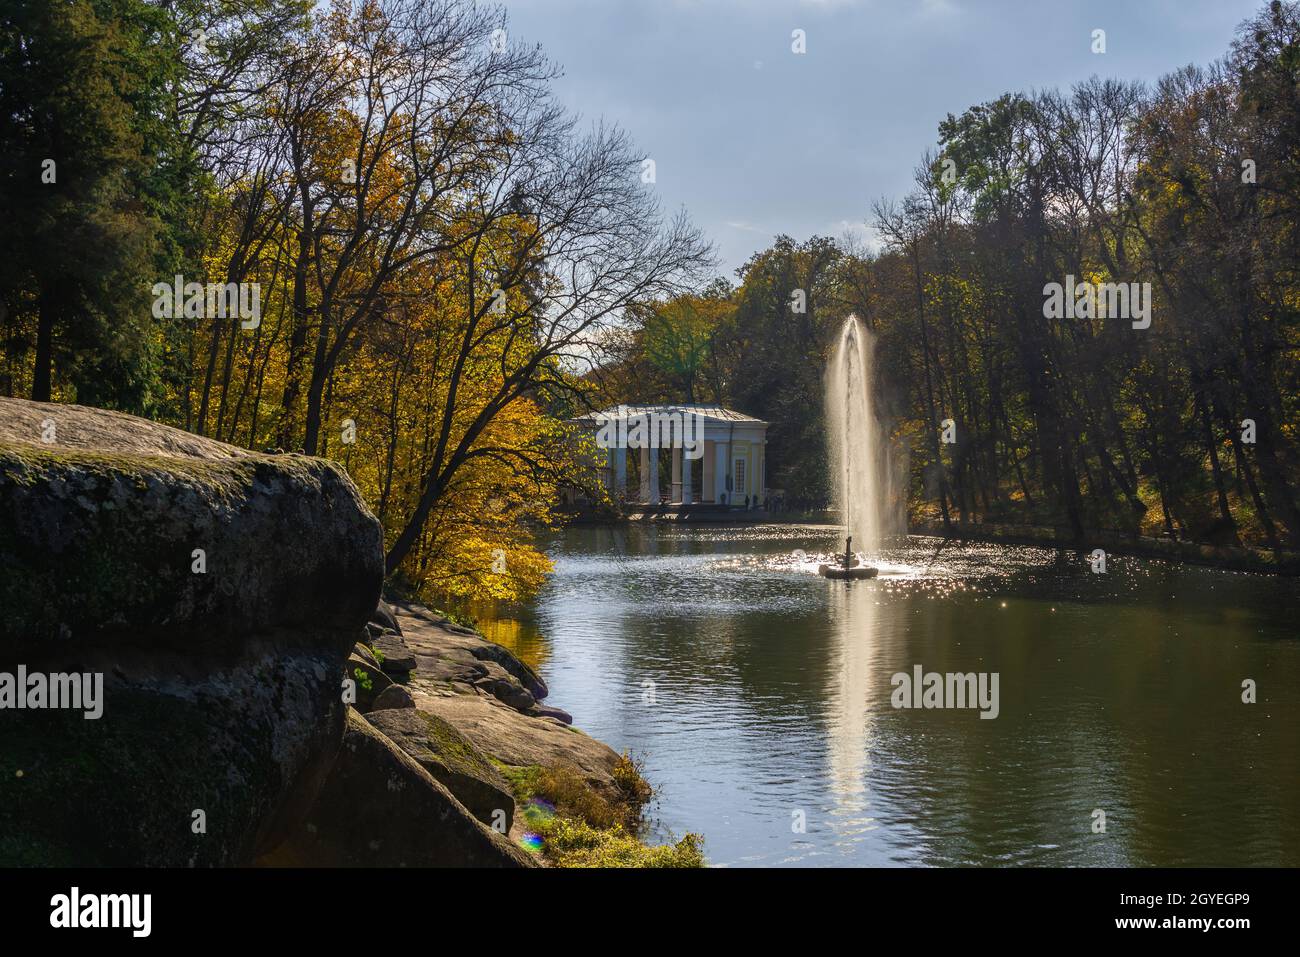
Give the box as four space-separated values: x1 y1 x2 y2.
32 283 56 402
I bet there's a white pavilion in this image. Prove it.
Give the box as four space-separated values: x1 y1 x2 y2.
569 404 769 507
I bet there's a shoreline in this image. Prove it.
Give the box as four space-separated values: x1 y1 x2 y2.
378 599 704 867
906 520 1300 576
555 510 1300 575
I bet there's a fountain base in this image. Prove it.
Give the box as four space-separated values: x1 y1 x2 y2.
818 564 878 580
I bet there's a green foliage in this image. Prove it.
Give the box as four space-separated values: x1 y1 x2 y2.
936 93 1038 222
604 3 1300 548
618 238 842 509
500 756 703 868
5 0 1298 569
1 0 709 606
532 817 705 868
0 0 186 408
611 753 654 811
636 295 729 402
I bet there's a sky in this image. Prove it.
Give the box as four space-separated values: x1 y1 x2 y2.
499 0 1266 277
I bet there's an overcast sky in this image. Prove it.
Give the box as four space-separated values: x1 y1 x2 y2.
499 0 1265 277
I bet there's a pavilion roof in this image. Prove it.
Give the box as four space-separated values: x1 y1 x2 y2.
569 404 767 426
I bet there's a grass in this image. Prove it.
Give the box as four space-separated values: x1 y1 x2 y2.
499 754 704 868
532 817 704 868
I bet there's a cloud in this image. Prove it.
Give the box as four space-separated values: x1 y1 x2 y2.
919 0 958 16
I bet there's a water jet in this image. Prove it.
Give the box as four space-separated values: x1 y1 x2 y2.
818 315 897 579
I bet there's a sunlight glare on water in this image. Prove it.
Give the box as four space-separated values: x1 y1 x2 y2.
480 523 1300 868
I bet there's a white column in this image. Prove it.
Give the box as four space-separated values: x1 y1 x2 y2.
648 447 660 503
701 440 714 503
614 447 627 501
671 447 683 503
639 446 651 503
683 454 694 505
714 442 729 505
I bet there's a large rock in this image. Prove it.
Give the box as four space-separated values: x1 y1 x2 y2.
0 398 383 656
392 603 549 713
364 708 515 830
414 692 624 799
1 661 346 866
392 602 547 697
0 398 384 866
260 709 534 867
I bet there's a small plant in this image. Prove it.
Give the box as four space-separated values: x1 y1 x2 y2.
539 817 704 868
352 667 373 693
611 752 653 819
499 757 702 868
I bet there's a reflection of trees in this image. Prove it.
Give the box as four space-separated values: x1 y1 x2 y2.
470 614 551 674
491 527 1300 865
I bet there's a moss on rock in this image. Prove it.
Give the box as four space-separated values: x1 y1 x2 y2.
0 398 385 866
0 653 347 866
0 441 382 660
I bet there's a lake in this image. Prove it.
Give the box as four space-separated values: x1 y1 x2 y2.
476 523 1300 867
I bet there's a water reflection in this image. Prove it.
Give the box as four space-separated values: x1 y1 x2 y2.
824 579 879 846
477 524 1300 867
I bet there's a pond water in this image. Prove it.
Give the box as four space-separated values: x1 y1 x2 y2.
476 524 1300 867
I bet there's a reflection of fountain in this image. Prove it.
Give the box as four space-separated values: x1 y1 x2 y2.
821 316 899 576
824 575 879 824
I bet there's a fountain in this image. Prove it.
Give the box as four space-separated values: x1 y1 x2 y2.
819 315 896 580
819 534 876 579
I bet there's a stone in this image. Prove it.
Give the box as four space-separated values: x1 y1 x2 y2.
260 709 534 867
353 641 382 671
369 600 402 635
472 673 536 712
371 684 416 710
0 398 383 657
413 692 624 800
392 603 549 713
0 397 383 865
529 704 573 725
346 654 393 713
367 629 417 676
392 602 547 698
364 708 515 831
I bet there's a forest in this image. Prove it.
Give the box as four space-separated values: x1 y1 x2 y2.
3 0 1299 613
0 0 711 602
610 0 1300 551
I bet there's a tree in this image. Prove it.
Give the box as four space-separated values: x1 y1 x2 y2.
0 0 177 408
